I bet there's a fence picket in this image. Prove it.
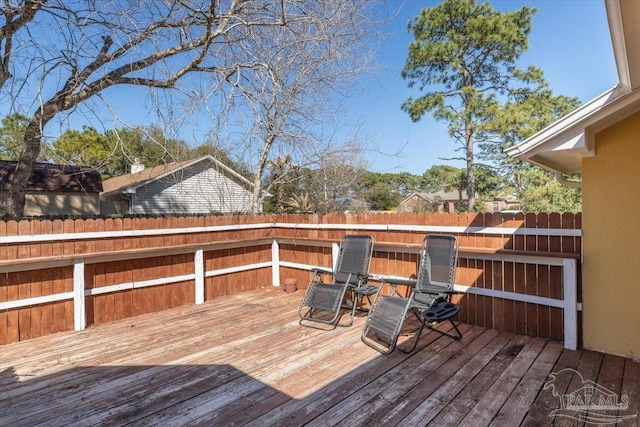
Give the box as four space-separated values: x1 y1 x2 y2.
0 213 581 347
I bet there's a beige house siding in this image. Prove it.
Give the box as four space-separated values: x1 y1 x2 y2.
23 192 100 216
582 110 640 359
397 191 466 213
398 194 431 213
482 199 520 213
100 196 129 216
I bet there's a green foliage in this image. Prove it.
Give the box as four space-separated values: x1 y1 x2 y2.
477 79 582 213
421 164 503 210
379 172 424 196
519 177 581 213
358 171 424 211
360 171 424 197
267 155 297 214
51 126 114 171
422 165 466 194
480 85 581 196
367 182 401 211
49 125 187 177
400 0 584 214
474 166 502 198
0 114 29 160
102 126 190 177
46 124 242 180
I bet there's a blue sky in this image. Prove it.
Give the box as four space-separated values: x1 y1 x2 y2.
4 1 617 176
359 0 618 175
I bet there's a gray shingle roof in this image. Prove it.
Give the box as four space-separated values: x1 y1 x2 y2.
0 161 103 193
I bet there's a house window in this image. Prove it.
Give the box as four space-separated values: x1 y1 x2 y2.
492 202 499 212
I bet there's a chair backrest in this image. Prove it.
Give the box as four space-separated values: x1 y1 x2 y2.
415 234 459 293
333 235 374 285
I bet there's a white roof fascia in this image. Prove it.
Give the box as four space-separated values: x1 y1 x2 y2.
505 84 640 175
606 0 631 88
505 85 627 159
208 156 256 188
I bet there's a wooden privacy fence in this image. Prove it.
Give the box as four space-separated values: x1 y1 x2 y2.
0 213 581 349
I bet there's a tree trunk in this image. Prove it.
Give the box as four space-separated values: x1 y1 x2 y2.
466 128 476 211
251 172 263 214
6 117 46 219
251 134 277 214
277 181 285 213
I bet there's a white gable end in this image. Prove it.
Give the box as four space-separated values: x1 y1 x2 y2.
130 161 253 214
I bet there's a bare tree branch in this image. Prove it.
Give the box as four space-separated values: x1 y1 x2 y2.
4 0 363 217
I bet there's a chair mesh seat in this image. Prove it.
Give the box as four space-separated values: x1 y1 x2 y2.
308 284 343 312
366 297 407 339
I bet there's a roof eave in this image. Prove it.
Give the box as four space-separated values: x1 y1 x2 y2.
506 0 640 175
506 84 640 174
116 155 258 195
505 85 623 158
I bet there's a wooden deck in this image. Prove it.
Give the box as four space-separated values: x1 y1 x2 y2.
0 287 638 426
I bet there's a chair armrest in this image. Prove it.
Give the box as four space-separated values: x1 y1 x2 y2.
419 286 459 295
354 271 374 280
379 277 417 287
339 269 364 276
311 267 334 275
341 271 371 288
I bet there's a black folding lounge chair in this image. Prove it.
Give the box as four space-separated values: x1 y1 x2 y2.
298 235 376 329
361 234 461 354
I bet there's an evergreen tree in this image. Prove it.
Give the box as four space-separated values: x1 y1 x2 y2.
402 0 542 209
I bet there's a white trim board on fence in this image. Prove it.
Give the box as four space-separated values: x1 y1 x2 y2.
0 220 581 245
272 222 582 237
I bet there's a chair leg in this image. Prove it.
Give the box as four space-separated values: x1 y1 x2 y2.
397 315 462 353
299 308 340 330
337 298 358 327
426 318 462 340
299 283 352 329
336 289 358 327
396 319 428 353
338 289 374 327
361 326 397 354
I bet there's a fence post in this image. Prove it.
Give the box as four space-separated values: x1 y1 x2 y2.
332 242 339 270
195 249 204 304
563 258 578 350
73 260 86 331
272 240 280 286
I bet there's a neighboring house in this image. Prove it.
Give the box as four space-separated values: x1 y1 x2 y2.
0 161 102 217
335 197 370 213
100 156 260 215
506 0 639 359
484 193 520 213
398 191 470 213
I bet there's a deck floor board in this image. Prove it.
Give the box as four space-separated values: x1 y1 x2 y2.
0 287 637 426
